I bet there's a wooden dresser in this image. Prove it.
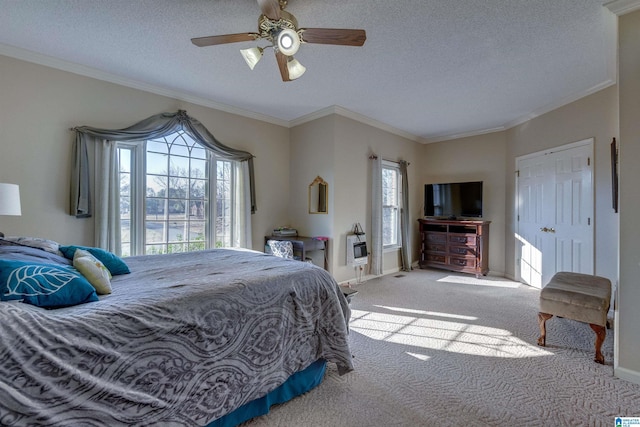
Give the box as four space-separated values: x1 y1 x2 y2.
418 219 490 277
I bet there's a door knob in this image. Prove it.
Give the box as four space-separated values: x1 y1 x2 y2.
540 227 556 233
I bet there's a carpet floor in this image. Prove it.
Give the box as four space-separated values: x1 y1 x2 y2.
243 269 640 426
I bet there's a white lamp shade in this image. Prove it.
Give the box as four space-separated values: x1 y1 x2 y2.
0 183 22 216
287 58 306 80
240 47 264 70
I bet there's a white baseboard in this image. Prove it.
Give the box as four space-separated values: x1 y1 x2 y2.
338 265 407 286
614 366 640 386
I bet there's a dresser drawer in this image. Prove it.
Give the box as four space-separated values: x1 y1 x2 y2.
448 245 477 257
449 256 477 268
426 233 447 243
449 234 476 245
426 254 446 264
426 243 446 253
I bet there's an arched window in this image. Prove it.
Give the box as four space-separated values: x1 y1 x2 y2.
118 131 234 256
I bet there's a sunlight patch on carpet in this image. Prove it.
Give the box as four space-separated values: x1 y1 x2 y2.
373 305 477 321
350 309 551 358
437 274 521 288
406 352 431 361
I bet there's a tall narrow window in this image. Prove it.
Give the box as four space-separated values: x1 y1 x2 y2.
118 147 133 256
118 131 235 256
382 161 402 249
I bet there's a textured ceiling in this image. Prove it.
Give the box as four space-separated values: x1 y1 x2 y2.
0 0 616 142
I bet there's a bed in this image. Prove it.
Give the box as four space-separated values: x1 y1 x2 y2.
0 239 353 426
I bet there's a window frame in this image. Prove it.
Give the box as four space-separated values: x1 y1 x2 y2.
382 160 402 251
117 133 236 256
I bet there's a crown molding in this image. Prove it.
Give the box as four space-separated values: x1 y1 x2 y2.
417 75 616 143
289 105 422 142
0 43 289 128
423 126 508 144
605 0 640 15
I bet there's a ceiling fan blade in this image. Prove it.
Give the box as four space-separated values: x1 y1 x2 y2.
300 28 366 46
275 51 291 82
191 33 260 47
257 0 281 20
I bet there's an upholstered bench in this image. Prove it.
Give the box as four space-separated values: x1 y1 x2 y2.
537 272 611 364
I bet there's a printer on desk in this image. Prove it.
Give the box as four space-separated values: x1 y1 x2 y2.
272 227 298 237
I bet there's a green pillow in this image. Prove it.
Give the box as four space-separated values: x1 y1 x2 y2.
0 260 99 308
59 245 130 275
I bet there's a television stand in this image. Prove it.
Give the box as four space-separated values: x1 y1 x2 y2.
418 218 490 277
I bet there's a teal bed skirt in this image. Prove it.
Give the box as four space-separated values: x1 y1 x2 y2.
206 359 327 427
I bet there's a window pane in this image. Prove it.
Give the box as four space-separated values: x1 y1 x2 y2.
147 140 168 154
146 221 167 243
169 140 190 157
168 221 188 242
189 220 206 250
191 146 207 160
147 152 168 175
147 175 167 196
189 200 206 218
383 207 398 246
190 179 207 200
119 149 131 173
382 169 397 205
120 173 130 197
118 146 133 258
146 244 166 255
167 199 186 216
146 197 165 217
169 156 189 176
191 158 206 178
382 165 400 247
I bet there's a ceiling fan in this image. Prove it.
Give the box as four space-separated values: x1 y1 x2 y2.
191 0 366 82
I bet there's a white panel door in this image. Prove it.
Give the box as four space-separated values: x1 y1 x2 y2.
516 140 593 288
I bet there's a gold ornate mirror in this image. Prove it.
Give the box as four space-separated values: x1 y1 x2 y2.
309 176 328 214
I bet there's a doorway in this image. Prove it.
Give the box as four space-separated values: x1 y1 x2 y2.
515 139 594 288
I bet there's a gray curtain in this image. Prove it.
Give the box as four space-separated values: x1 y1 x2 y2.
70 110 256 217
70 135 91 218
370 154 383 276
399 160 412 271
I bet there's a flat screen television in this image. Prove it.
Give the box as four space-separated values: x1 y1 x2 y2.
424 181 483 219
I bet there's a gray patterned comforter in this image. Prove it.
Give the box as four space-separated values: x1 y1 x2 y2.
0 248 353 426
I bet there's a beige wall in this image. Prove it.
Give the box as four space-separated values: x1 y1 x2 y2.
288 115 336 268
504 86 619 286
332 116 421 283
290 114 421 283
0 54 290 251
420 132 508 275
617 9 640 383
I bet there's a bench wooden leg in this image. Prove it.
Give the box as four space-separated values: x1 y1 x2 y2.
537 312 553 347
589 323 606 364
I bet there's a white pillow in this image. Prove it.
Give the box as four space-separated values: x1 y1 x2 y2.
73 249 112 295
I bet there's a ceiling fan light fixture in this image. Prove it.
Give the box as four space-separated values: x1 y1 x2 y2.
240 46 264 70
287 57 306 80
277 28 300 56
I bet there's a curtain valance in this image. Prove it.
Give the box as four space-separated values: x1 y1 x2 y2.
70 110 256 217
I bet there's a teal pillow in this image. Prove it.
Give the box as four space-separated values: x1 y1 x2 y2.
0 260 99 308
59 245 130 275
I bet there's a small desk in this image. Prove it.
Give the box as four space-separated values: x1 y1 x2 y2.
265 235 328 270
